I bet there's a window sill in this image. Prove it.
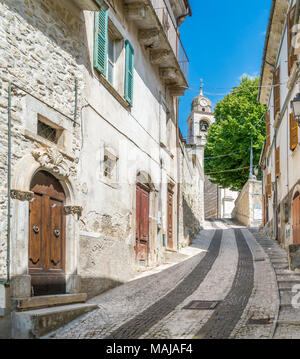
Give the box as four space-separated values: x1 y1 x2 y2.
97 71 131 111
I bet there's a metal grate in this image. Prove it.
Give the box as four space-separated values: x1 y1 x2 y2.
247 318 273 325
37 120 57 143
183 301 221 310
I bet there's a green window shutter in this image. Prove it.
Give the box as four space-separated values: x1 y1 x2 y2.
94 9 108 76
125 40 134 106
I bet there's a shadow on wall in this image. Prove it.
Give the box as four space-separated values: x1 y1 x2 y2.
80 277 124 300
182 197 202 245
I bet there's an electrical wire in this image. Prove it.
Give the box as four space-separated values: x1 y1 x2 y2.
205 166 251 175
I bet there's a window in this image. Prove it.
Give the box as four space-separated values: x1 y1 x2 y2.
273 66 280 117
288 5 298 75
107 33 115 85
37 115 63 145
94 11 135 106
103 150 118 183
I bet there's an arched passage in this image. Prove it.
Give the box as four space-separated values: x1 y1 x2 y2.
29 170 66 296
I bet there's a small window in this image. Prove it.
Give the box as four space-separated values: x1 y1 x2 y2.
103 151 118 182
37 119 57 144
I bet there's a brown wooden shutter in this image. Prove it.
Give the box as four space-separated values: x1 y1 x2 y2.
273 66 281 117
267 173 272 198
266 110 271 148
288 5 298 75
275 147 280 178
290 112 298 151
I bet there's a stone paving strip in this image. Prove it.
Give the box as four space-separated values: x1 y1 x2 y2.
44 229 216 339
105 230 222 339
194 229 254 339
140 228 238 339
250 230 300 339
230 229 278 339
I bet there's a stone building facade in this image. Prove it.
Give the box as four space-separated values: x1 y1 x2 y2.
178 133 205 248
259 0 300 261
0 0 192 337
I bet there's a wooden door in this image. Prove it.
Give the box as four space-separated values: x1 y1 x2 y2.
135 183 150 265
29 171 66 296
167 190 173 249
293 193 300 245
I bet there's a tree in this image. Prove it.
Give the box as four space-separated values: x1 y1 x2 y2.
204 76 266 191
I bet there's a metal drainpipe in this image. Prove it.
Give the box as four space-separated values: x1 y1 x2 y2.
1 82 12 287
176 97 180 251
274 132 278 241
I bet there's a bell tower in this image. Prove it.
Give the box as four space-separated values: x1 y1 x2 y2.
187 85 215 146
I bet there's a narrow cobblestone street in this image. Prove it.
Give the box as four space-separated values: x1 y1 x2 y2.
43 220 300 340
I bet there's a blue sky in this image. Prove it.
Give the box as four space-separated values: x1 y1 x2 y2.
178 0 272 138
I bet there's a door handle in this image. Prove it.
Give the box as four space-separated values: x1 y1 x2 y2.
33 225 39 234
54 229 60 238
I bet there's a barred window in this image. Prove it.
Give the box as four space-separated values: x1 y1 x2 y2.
37 120 57 144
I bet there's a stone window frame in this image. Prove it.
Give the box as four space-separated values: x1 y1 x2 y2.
99 142 120 189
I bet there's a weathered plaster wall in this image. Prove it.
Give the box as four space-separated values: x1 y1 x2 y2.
179 144 204 248
233 180 262 227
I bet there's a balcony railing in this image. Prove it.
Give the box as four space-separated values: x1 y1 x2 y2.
151 0 189 83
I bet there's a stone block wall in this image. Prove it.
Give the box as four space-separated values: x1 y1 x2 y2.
0 0 85 280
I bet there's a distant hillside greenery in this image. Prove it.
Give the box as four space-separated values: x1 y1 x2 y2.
204 76 266 191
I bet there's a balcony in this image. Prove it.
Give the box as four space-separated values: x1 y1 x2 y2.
124 0 190 95
72 0 107 11
151 0 189 83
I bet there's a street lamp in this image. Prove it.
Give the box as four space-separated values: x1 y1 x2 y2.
291 93 300 126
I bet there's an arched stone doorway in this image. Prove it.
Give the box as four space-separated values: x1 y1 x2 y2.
29 171 66 296
292 192 300 245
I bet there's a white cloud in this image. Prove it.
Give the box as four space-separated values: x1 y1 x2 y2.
239 72 258 81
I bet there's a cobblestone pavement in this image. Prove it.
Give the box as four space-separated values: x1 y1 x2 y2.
44 220 300 339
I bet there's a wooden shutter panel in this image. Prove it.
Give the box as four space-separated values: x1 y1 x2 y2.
267 173 272 198
273 66 281 117
288 5 298 75
275 147 280 178
290 112 298 151
125 40 134 106
94 9 108 76
266 110 271 148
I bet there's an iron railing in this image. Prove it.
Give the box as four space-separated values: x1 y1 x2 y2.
150 0 189 83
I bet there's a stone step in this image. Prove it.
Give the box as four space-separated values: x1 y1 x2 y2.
278 306 300 322
12 303 98 338
277 274 300 282
279 290 295 305
274 323 300 339
278 280 300 290
13 293 88 311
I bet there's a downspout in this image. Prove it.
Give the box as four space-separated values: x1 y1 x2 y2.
176 97 180 251
0 82 12 287
274 132 278 241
